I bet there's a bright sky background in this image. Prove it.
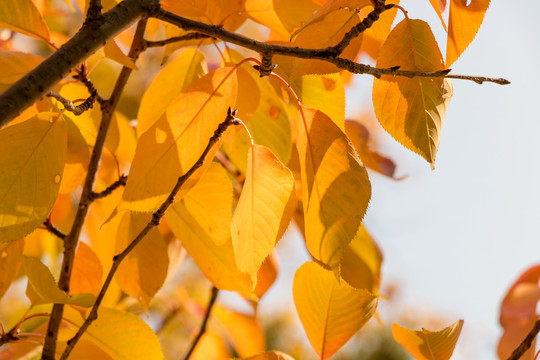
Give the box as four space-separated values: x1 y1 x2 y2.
255 1 540 359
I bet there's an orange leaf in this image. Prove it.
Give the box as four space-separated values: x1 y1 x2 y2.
244 351 296 360
428 0 448 31
0 51 43 93
293 261 377 359
357 1 399 60
70 242 103 296
373 19 452 168
191 332 231 360
254 251 279 298
0 239 24 300
0 0 50 41
392 320 464 360
447 0 490 67
103 39 137 70
215 306 266 358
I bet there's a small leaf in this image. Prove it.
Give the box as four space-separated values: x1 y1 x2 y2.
392 320 464 360
447 0 490 67
244 351 296 360
0 114 67 243
296 106 371 269
191 332 231 360
138 48 206 137
215 306 266 358
0 0 50 41
254 251 279 298
70 242 103 296
373 19 452 168
104 39 138 70
22 255 95 307
231 144 295 284
293 261 378 359
0 239 24 301
428 0 448 31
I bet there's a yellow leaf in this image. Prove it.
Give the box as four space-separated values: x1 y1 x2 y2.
392 320 464 360
191 332 231 360
114 212 169 310
244 351 296 360
340 225 383 292
231 144 295 284
162 0 247 31
0 0 50 41
121 67 237 212
0 50 43 93
372 19 452 168
138 49 206 137
293 261 378 360
296 106 371 269
0 114 67 243
59 307 165 359
447 0 490 67
165 163 254 299
70 242 103 297
104 39 138 70
215 305 266 358
0 239 24 300
22 255 95 307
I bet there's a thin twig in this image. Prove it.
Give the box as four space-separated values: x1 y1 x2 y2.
182 286 219 360
89 174 127 201
142 33 211 49
60 109 239 360
157 9 510 85
508 319 540 360
73 64 105 105
41 18 149 360
47 91 96 115
42 218 67 240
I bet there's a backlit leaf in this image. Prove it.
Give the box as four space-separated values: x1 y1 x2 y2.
244 351 296 360
165 163 254 299
231 144 295 284
0 239 24 300
357 1 399 60
104 39 137 70
293 261 378 359
296 106 371 269
138 49 206 137
121 67 237 211
191 332 231 360
0 0 50 41
0 51 43 93
392 320 464 360
115 212 169 310
428 0 448 31
70 242 103 296
447 0 490 67
22 255 95 307
215 306 266 358
0 114 67 243
373 19 451 168
254 251 279 298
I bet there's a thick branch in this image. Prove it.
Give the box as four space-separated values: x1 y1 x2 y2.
60 109 239 359
0 0 160 128
41 18 149 360
157 9 510 85
508 319 540 360
182 286 219 360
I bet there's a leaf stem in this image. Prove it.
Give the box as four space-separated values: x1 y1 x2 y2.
182 286 219 360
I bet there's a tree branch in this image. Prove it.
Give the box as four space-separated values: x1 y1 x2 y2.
182 286 219 360
59 109 239 359
89 175 127 201
47 91 96 115
42 218 67 240
156 8 510 85
508 319 540 360
142 33 212 49
41 18 149 360
0 0 160 128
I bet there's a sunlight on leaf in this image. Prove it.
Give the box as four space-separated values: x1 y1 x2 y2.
0 0 50 41
104 39 138 70
0 114 66 243
0 51 43 93
0 239 24 301
244 351 296 360
293 261 378 360
392 320 464 360
70 241 103 297
191 332 231 360
231 144 295 285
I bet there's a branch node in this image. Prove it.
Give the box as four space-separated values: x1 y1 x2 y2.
253 52 277 77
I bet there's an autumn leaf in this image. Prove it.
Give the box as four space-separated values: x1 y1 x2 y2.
0 51 43 93
296 106 371 270
70 242 103 297
0 239 24 300
244 351 296 360
293 261 378 359
0 0 50 41
121 67 237 211
231 144 295 284
357 0 399 60
254 251 279 298
0 114 67 243
191 332 231 360
104 39 138 70
392 320 464 360
22 255 95 307
373 19 452 168
447 0 490 67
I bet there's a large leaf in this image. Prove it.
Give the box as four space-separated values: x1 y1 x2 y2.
121 67 237 211
296 106 371 270
138 49 206 137
22 255 95 307
0 239 24 301
0 51 43 93
447 0 490 67
0 114 67 243
231 144 295 284
165 163 254 299
114 212 169 310
0 0 50 41
392 320 464 360
293 261 378 360
372 19 452 168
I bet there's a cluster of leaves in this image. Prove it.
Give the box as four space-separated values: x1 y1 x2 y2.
0 0 531 359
